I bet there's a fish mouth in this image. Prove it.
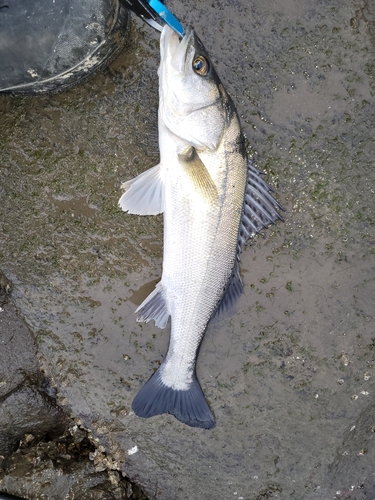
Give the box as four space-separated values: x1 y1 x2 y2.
161 25 194 75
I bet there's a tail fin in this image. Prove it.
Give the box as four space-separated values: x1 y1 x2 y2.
132 367 216 429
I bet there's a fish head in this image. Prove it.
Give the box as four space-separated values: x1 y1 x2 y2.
159 26 227 151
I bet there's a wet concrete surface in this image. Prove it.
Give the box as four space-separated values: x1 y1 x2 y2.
0 0 375 498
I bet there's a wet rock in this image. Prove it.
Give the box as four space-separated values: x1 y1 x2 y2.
0 426 148 500
0 285 39 399
0 284 67 459
0 283 148 498
0 386 66 458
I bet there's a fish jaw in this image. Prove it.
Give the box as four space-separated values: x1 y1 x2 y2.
159 24 193 75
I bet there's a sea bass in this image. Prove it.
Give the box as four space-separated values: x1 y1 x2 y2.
119 25 282 429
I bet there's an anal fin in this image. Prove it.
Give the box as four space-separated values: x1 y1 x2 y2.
135 282 170 329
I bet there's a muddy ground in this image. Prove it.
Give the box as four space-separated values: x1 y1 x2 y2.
0 0 375 498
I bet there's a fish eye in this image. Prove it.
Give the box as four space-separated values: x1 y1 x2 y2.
192 55 209 76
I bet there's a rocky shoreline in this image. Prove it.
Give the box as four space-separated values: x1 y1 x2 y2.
0 272 147 500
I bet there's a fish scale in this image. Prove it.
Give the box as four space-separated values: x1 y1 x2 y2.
119 25 282 428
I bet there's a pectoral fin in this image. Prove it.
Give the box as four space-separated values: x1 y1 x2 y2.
178 147 218 204
119 164 165 215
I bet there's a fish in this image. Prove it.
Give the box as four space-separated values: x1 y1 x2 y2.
119 25 282 429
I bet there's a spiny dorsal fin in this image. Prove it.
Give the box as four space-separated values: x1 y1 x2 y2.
178 147 218 204
237 161 284 253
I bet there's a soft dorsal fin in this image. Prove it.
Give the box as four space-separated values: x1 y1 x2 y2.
178 147 218 204
212 258 243 319
118 164 165 216
212 161 283 320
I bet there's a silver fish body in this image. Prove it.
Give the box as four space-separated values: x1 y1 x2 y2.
119 26 282 428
